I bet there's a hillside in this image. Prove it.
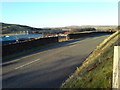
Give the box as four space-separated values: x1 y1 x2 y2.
1 23 64 34
1 23 117 35
1 23 42 34
61 31 120 88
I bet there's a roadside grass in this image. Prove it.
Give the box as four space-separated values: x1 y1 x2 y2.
61 31 119 88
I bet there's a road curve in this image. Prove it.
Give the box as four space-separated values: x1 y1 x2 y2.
3 35 109 88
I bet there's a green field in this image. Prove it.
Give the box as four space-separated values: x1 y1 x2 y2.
61 31 119 88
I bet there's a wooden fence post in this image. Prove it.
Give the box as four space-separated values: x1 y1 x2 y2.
113 46 120 89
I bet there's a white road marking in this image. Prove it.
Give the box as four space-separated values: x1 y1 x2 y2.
14 47 67 70
15 59 40 70
69 44 77 48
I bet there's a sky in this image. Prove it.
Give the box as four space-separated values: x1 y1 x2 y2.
1 1 118 28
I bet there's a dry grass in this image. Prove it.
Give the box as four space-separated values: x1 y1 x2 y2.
79 31 119 71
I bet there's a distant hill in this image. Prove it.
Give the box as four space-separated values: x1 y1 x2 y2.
1 23 118 34
1 23 43 34
62 25 117 32
1 23 64 34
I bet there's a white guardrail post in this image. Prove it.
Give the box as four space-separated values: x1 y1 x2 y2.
113 46 120 89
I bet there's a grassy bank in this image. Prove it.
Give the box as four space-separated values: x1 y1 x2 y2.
61 31 120 88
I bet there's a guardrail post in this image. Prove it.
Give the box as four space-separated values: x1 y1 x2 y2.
113 46 120 89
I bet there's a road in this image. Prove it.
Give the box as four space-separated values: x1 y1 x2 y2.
3 35 109 88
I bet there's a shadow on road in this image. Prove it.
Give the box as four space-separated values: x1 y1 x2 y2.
3 34 110 66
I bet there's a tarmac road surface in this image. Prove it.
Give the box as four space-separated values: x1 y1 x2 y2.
2 35 109 88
